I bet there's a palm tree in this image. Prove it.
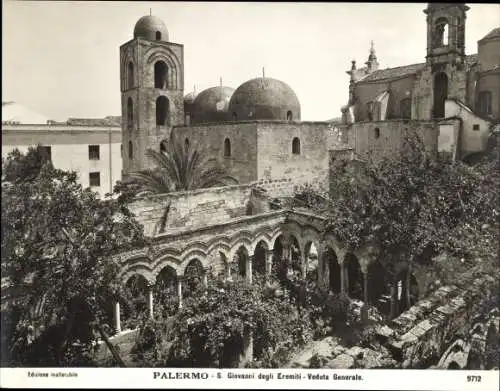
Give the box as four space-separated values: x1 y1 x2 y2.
125 133 237 196
120 133 238 233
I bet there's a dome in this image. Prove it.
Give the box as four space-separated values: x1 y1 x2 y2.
184 91 198 105
228 77 301 121
191 86 235 124
134 15 169 42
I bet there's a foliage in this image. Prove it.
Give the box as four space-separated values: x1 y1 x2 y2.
131 273 313 368
1 146 148 366
293 134 500 280
114 132 238 203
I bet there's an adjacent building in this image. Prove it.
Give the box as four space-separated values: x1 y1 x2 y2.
1 102 122 198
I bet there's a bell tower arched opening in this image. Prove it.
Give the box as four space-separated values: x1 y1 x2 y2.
154 61 168 89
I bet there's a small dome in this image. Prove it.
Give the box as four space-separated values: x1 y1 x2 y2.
134 15 169 42
228 77 301 121
184 90 199 118
191 86 235 124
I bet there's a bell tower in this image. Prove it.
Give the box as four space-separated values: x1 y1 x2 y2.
424 3 469 69
120 14 184 176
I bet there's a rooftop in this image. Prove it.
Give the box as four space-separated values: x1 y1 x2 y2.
359 54 478 83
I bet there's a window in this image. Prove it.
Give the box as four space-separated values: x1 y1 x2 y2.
121 144 123 157
400 98 411 119
127 97 134 125
473 124 480 131
232 112 237 121
286 110 293 121
477 91 492 116
88 145 100 160
434 18 449 47
184 138 190 150
224 138 231 157
128 141 133 159
127 62 134 89
160 141 166 153
154 61 168 89
156 31 161 40
374 127 381 139
292 137 301 155
89 172 101 187
156 96 169 125
40 146 52 162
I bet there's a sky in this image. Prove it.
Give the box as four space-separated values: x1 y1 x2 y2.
2 1 499 122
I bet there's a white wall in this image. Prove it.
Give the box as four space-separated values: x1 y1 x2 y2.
2 125 122 198
444 100 491 159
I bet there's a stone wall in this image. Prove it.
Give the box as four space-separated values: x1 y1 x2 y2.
129 184 255 236
354 76 416 121
352 119 438 160
172 122 258 185
380 273 497 368
444 100 492 159
256 122 339 196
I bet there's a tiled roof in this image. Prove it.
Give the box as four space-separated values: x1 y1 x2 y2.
65 116 121 127
359 54 478 83
479 27 500 42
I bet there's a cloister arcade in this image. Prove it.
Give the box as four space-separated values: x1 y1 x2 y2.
112 210 420 333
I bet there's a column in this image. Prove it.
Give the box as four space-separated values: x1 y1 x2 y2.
301 253 307 279
344 263 350 296
406 265 412 309
389 283 397 319
225 262 232 282
363 271 369 305
340 261 346 294
361 271 369 323
202 268 209 291
265 250 273 279
246 254 253 284
239 327 254 367
177 276 183 309
113 302 121 334
147 285 154 319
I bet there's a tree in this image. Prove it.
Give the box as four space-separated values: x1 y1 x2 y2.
293 134 499 313
1 146 148 366
115 132 237 201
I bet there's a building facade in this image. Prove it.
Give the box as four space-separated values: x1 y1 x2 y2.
341 3 499 161
1 104 122 198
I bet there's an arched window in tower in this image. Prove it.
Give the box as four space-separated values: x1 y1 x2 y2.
156 31 162 40
127 62 134 89
128 140 133 160
127 97 134 126
434 18 449 48
224 138 231 157
292 137 301 155
287 111 293 121
160 140 167 153
156 96 169 125
184 138 190 150
154 61 168 89
433 72 448 119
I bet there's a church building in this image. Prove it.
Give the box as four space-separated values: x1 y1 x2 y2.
341 3 499 162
